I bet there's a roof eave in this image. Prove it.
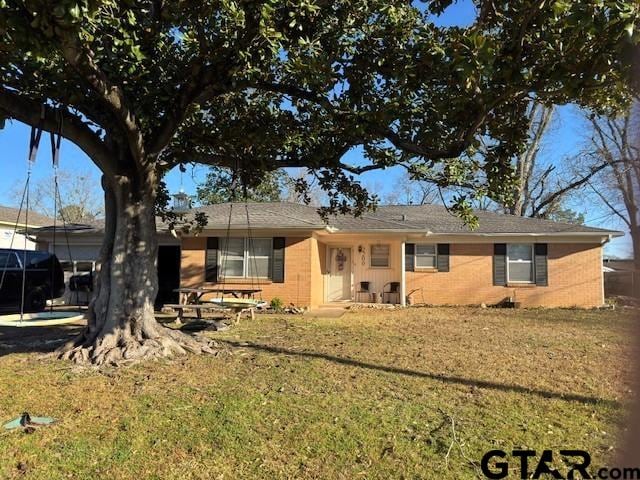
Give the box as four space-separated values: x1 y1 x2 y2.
421 231 624 237
320 229 622 236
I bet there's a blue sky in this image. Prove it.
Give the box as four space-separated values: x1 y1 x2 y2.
0 0 631 257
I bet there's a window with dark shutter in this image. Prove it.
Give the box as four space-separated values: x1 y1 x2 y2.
272 237 285 283
405 243 415 272
206 237 219 282
534 243 548 286
437 244 450 272
493 243 507 286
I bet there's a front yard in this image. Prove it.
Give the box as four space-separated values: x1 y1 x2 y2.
0 307 635 479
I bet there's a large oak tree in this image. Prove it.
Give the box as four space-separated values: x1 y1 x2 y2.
1 0 637 365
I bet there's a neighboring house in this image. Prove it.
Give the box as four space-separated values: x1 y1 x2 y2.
33 202 622 308
0 205 54 250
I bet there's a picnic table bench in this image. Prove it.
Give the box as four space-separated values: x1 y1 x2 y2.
164 302 255 325
164 303 223 321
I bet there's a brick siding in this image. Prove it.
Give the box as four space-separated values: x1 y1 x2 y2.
181 237 604 309
180 236 314 307
406 243 603 307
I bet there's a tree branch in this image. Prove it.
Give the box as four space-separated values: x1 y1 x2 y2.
587 181 630 227
57 35 145 166
147 6 263 157
0 88 114 175
531 161 619 217
253 80 520 162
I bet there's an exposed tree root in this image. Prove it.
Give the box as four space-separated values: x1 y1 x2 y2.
50 175 225 368
55 326 220 367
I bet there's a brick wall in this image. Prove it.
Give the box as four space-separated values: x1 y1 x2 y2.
309 238 326 307
180 235 314 307
406 243 603 307
181 237 605 309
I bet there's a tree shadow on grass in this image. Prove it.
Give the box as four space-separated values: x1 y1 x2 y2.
0 324 84 357
219 339 622 408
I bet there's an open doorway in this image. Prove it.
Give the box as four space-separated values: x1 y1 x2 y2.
156 245 180 309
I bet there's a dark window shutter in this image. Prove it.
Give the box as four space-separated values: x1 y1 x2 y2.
493 243 506 286
405 243 415 272
206 237 219 282
272 237 285 283
534 243 548 286
437 244 450 272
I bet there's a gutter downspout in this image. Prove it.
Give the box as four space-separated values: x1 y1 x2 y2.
400 241 406 307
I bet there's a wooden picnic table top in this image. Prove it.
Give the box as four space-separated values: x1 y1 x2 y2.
174 287 262 295
174 287 216 294
204 288 262 294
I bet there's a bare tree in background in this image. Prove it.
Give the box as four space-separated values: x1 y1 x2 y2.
382 170 441 205
588 103 640 268
508 103 555 216
11 169 103 223
496 101 615 223
281 169 327 207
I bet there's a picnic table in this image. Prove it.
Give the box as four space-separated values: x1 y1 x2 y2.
168 287 263 325
174 287 262 305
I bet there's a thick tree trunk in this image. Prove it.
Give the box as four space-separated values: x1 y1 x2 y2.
58 174 215 365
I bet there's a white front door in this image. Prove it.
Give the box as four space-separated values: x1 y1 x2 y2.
328 248 351 301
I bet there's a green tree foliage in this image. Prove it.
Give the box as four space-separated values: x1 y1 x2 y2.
196 167 285 205
1 1 637 219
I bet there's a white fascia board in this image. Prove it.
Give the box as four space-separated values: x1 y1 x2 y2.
409 232 618 244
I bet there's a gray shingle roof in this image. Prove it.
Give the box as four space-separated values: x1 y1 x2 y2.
31 202 619 237
0 205 56 227
191 202 619 235
193 203 327 229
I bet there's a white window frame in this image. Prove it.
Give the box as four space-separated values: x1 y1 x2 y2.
370 244 390 268
415 243 438 269
506 243 535 284
219 237 273 279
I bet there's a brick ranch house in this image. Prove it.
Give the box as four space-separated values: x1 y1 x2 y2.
34 202 621 309
180 203 619 308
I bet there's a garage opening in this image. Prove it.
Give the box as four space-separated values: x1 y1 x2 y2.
156 245 181 309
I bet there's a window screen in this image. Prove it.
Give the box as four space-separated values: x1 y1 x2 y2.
415 244 437 268
247 238 272 278
370 244 390 268
220 238 245 278
507 244 534 283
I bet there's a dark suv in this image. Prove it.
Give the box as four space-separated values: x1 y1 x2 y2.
0 249 65 312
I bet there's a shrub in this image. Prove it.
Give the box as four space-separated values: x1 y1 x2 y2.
270 297 284 311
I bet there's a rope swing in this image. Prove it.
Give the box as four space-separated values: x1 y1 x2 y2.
0 106 84 328
210 160 263 310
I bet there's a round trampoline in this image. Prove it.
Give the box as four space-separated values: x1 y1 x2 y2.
0 311 85 327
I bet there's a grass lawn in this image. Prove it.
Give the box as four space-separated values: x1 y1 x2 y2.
0 307 636 479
